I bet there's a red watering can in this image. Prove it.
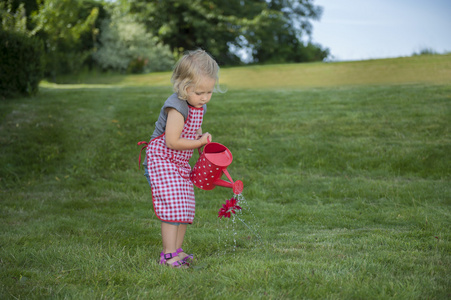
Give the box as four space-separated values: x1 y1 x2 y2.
190 142 243 195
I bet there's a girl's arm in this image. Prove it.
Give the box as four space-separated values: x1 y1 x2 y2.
165 108 211 150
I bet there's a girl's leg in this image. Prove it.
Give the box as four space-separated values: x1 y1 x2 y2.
161 222 183 264
176 224 189 260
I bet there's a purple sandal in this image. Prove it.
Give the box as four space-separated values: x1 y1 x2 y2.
176 248 194 262
159 251 188 268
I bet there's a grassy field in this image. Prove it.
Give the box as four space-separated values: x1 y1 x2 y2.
1 54 450 299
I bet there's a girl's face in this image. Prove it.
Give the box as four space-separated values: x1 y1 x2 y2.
186 77 216 108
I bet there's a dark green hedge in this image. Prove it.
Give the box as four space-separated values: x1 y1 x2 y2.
0 30 44 98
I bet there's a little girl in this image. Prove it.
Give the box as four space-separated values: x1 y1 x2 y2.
139 50 220 268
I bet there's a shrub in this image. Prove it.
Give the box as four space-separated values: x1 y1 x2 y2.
0 29 44 98
93 13 174 74
413 47 438 56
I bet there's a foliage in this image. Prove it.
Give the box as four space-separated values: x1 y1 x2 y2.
30 0 99 78
0 29 44 97
0 57 450 298
0 0 38 31
240 0 329 63
128 0 329 64
1 0 331 79
0 0 28 33
413 47 438 56
93 5 174 73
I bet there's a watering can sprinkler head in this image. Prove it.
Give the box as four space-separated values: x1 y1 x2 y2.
191 142 243 194
233 180 244 195
212 169 244 195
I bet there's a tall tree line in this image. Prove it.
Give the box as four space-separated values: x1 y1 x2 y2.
128 0 329 65
1 0 329 77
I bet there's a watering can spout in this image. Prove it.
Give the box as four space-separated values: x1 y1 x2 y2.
214 169 244 195
213 179 244 195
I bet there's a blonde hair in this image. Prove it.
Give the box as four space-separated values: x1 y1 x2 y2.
171 49 222 100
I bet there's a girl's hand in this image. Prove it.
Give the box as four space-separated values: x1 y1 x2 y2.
166 109 211 150
195 128 202 140
198 132 212 146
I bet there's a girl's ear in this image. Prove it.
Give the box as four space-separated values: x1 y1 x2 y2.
183 85 192 98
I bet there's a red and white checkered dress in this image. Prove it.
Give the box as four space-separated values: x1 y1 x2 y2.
145 106 204 223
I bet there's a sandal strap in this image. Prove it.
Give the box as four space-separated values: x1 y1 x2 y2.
176 248 194 260
159 251 190 268
162 252 178 260
169 260 188 268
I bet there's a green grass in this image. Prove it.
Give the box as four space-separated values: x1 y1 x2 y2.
52 53 451 88
1 54 450 299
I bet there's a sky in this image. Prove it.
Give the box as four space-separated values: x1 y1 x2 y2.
310 0 451 61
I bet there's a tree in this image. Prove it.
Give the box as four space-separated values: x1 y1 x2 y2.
127 0 240 65
0 0 28 34
0 0 38 31
93 4 174 73
31 0 99 77
242 0 329 63
127 0 329 64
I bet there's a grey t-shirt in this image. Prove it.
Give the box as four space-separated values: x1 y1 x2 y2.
144 93 207 167
150 93 207 140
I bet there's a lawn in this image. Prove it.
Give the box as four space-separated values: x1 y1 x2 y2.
1 54 450 299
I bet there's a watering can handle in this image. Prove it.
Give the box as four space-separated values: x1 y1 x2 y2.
197 137 211 155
